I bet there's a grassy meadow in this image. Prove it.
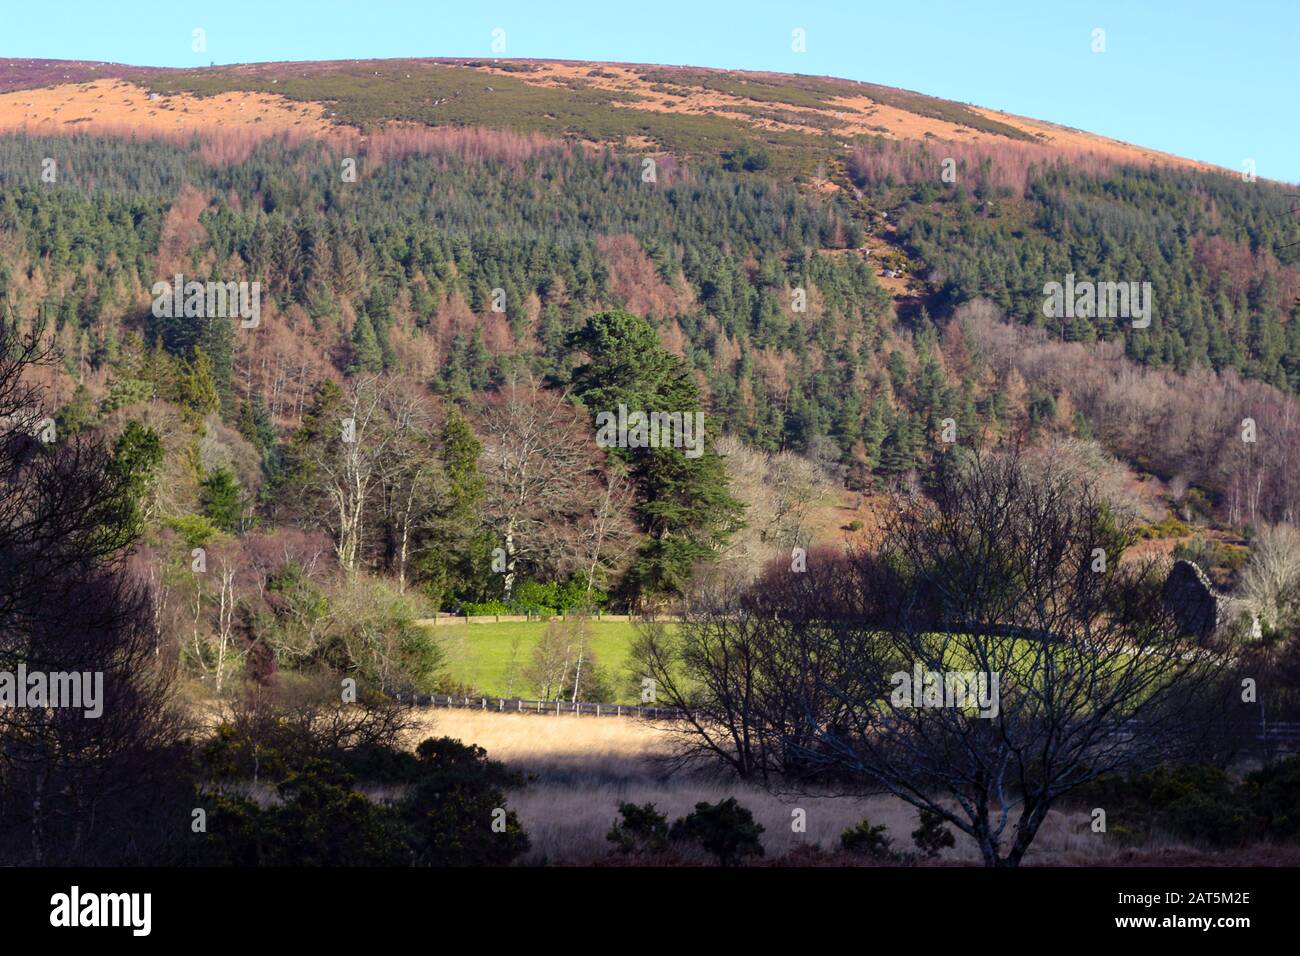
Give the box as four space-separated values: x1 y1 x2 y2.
431 619 649 703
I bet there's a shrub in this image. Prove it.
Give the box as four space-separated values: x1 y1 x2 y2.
164 513 221 548
326 576 445 693
841 818 901 861
193 759 409 866
1074 764 1257 848
608 802 670 854
669 798 765 866
497 579 609 615
1242 756 1300 840
513 580 558 614
911 809 956 858
1135 515 1193 540
202 675 416 785
263 760 410 866
194 734 530 866
724 143 771 172
461 600 512 616
1173 535 1249 581
398 738 530 866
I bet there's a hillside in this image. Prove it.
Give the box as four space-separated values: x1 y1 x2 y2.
0 55 1297 605
0 57 1226 172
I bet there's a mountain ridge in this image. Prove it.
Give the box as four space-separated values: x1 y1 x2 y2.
0 56 1233 179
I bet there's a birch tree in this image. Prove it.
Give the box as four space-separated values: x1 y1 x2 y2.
478 374 598 597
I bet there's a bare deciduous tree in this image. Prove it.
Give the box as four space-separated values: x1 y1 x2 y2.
294 376 442 580
642 449 1233 866
478 374 601 596
717 434 835 579
1239 523 1300 634
573 463 638 600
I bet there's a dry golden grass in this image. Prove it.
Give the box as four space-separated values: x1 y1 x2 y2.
408 708 1157 866
408 707 670 784
0 78 339 154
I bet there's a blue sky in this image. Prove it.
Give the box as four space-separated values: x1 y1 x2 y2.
2 0 1296 181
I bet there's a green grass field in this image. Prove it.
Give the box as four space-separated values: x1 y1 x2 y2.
428 618 1164 708
431 620 650 704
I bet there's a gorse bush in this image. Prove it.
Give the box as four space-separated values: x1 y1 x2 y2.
607 802 670 855
194 683 530 866
1074 758 1300 849
841 819 900 862
193 741 529 866
669 798 765 866
1241 758 1300 841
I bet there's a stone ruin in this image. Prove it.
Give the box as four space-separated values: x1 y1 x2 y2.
1162 559 1221 639
1161 558 1260 641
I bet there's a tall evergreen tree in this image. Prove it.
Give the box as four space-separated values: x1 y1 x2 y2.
568 309 744 598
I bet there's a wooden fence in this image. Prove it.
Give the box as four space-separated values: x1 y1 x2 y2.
397 692 683 720
397 692 1300 749
415 613 681 627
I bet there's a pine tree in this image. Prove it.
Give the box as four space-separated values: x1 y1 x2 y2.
862 398 889 470
201 467 243 533
56 384 96 437
176 347 221 421
568 309 744 597
880 413 915 476
349 313 383 374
